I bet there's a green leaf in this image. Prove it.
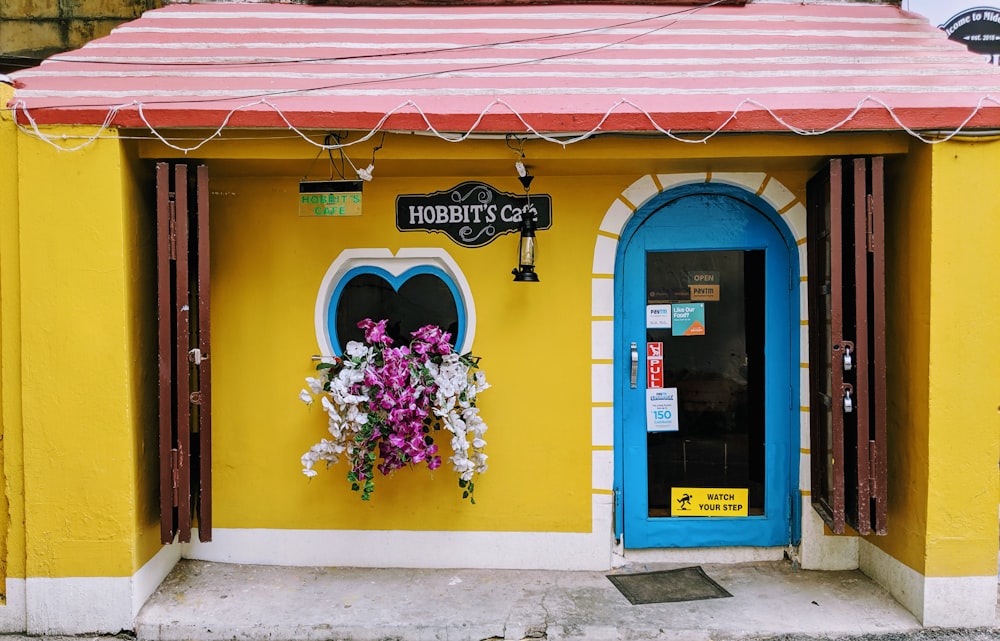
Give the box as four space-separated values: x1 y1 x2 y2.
351 483 359 491
316 362 335 371
462 491 469 499
458 478 467 488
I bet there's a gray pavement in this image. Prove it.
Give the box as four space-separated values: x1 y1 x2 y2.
125 559 1000 641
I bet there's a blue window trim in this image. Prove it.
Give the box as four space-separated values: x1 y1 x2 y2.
326 264 467 357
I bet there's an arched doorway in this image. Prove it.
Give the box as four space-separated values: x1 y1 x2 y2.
614 183 799 548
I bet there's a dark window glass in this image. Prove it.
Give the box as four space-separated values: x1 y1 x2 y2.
644 250 766 517
334 272 459 350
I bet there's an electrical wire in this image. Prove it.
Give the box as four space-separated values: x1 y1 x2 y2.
13 2 725 69
10 93 1000 156
3 1 726 115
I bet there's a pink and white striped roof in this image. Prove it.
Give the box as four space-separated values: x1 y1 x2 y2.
11 1 1000 134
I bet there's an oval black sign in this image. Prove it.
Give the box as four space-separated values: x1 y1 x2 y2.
396 181 552 248
943 7 1000 57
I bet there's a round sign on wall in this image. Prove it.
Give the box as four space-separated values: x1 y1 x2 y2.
906 1 1000 63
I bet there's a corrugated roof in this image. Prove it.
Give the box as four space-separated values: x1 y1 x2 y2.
10 2 1000 135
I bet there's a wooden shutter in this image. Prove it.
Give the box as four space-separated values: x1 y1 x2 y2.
806 157 887 536
157 162 212 544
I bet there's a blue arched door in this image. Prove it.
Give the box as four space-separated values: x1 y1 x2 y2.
615 184 798 548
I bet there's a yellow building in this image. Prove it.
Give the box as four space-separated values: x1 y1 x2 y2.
2 0 1000 634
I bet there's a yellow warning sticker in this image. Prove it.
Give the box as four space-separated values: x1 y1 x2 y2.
670 487 749 517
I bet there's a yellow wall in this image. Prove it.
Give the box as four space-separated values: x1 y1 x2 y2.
868 139 1000 578
209 171 594 532
15 128 150 577
0 85 21 584
876 142 934 574
120 146 161 572
7 121 997 580
923 140 1000 576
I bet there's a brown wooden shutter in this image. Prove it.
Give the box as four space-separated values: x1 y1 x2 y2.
806 157 887 536
157 162 212 544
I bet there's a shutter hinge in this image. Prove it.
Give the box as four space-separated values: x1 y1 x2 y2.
170 448 180 507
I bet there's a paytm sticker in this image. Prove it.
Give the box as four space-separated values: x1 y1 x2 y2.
689 284 720 301
671 487 748 517
646 387 678 432
672 303 706 336
646 304 672 328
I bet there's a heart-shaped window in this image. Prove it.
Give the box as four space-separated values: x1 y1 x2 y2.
328 266 465 353
315 248 476 357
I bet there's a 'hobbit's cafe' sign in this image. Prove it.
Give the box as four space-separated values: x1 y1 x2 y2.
396 181 552 247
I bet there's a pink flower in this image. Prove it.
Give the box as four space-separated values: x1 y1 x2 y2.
358 318 393 345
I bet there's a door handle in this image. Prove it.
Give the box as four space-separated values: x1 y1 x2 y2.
630 342 638 389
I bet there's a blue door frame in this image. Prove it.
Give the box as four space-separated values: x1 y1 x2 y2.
613 183 800 548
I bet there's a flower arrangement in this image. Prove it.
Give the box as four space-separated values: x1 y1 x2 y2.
300 318 489 502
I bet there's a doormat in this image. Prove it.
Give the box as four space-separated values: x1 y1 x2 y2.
606 566 732 605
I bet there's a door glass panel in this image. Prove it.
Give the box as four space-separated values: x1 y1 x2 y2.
645 250 766 517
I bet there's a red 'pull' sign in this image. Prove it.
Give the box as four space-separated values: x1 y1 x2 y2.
647 342 664 389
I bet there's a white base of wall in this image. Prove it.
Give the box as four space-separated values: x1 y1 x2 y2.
797 497 860 571
184 494 614 571
8 543 182 635
134 543 182 623
860 539 997 627
614 546 786 567
26 576 134 635
0 579 25 633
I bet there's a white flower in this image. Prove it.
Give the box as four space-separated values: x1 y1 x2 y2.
306 376 324 394
299 389 314 405
345 341 369 358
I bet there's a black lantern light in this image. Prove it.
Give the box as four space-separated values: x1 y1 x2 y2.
512 168 539 282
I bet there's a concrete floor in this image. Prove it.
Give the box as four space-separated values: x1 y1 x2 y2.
135 559 934 641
